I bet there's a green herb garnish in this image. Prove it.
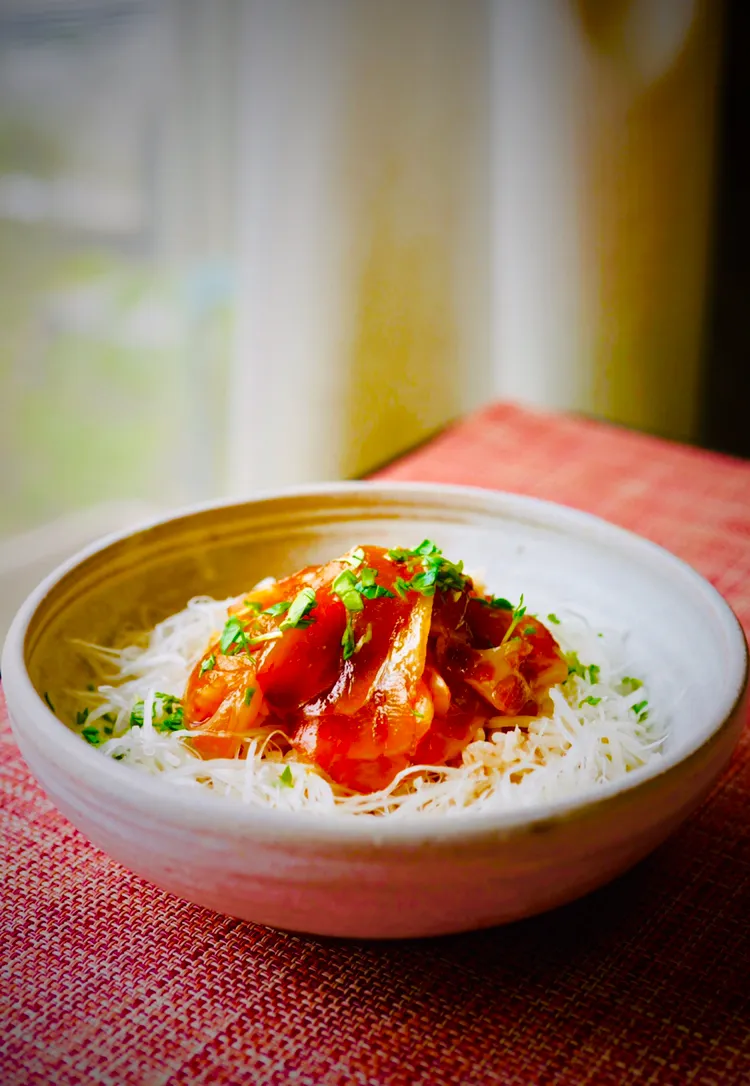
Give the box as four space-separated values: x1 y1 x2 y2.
244 686 255 706
547 613 560 625
278 765 294 788
82 725 102 746
280 587 317 630
264 600 291 617
341 619 357 661
621 676 643 691
565 651 588 680
332 570 364 613
489 596 513 610
43 692 55 712
386 540 469 596
346 547 366 567
501 595 527 644
220 615 249 654
76 707 89 726
523 625 537 636
587 664 600 685
632 700 648 717
199 654 216 675
129 694 184 733
580 695 602 707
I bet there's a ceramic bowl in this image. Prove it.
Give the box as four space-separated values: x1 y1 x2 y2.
2 483 747 938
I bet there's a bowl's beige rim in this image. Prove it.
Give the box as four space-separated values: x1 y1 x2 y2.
2 481 747 847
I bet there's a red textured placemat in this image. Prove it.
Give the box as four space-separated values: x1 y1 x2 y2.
3 402 750 1086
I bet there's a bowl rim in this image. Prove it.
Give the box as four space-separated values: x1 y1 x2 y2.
2 480 748 846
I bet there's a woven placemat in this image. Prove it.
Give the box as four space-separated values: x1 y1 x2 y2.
3 403 749 1085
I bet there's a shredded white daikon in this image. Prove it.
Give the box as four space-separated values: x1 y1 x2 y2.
71 596 665 816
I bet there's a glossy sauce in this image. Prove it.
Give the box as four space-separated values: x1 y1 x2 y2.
184 545 568 792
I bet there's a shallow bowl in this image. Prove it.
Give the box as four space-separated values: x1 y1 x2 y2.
2 483 747 938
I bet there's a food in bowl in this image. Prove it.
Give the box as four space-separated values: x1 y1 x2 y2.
70 540 662 815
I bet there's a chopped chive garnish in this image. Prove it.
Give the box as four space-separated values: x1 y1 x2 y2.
587 664 600 685
244 686 255 706
489 596 513 610
43 692 55 712
523 626 537 636
341 618 357 660
632 700 648 717
580 695 602 707
347 547 365 567
243 600 263 613
278 765 294 788
220 615 249 654
264 600 291 617
501 595 527 644
199 654 216 675
81 726 101 746
621 676 643 691
76 707 89 726
547 613 560 624
279 587 317 630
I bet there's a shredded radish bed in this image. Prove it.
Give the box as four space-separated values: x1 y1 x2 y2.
71 592 664 816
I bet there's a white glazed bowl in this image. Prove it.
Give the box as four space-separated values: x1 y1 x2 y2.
2 483 747 938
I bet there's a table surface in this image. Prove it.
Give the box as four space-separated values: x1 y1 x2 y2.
3 402 750 1086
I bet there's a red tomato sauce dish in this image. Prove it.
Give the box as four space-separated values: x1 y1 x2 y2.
70 539 659 815
182 542 568 793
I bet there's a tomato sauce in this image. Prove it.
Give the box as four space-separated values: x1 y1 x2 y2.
183 544 568 793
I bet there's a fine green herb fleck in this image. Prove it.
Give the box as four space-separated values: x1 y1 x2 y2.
102 713 117 725
386 540 468 596
243 600 263 613
199 654 216 675
76 707 89 727
587 664 601 685
129 694 184 733
565 651 587 680
341 618 357 661
220 615 249 654
113 752 125 761
523 626 537 636
347 547 366 567
333 568 394 621
632 700 648 717
580 695 602 707
393 576 411 598
332 570 364 613
547 613 561 624
278 765 294 788
501 595 527 644
621 676 643 692
86 683 96 692
82 725 102 746
264 600 291 617
244 686 255 706
412 708 425 720
43 692 55 712
280 587 317 630
488 596 513 610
